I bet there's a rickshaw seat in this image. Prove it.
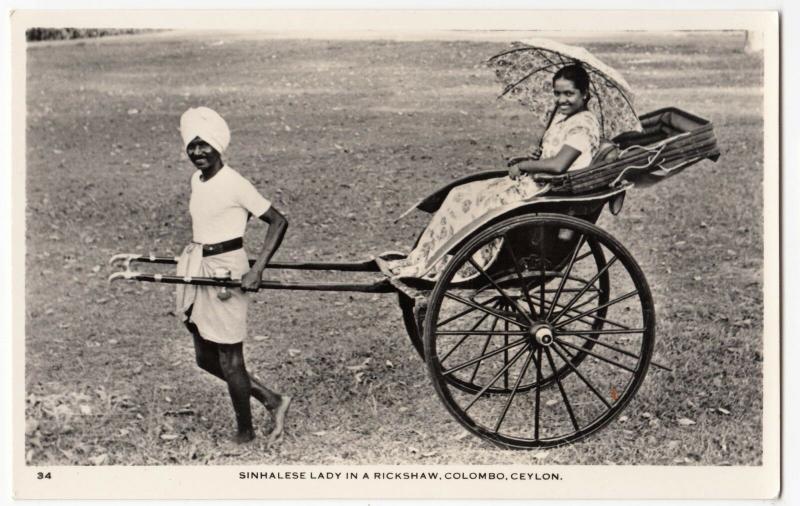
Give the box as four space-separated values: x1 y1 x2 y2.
544 107 720 194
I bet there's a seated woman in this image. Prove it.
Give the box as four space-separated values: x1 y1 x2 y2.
386 63 601 281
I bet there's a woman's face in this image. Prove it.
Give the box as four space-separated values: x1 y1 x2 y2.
186 138 220 170
553 78 587 116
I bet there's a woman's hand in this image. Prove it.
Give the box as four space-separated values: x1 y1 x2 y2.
530 146 542 160
507 164 523 180
240 267 263 292
506 156 529 167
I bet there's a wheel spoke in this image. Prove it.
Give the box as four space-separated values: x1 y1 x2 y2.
442 337 528 376
568 290 602 311
555 337 637 374
440 311 493 363
546 301 634 331
538 236 546 317
469 315 499 383
463 344 530 413
504 232 538 318
560 290 635 329
514 288 599 317
560 342 577 359
436 330 529 336
533 347 543 441
469 293 502 306
539 293 606 327
557 331 648 365
468 258 534 325
555 289 639 329
551 343 612 409
437 305 480 327
538 286 601 294
546 234 585 320
493 349 534 433
503 320 510 390
556 328 645 335
552 255 619 323
444 292 526 328
556 330 668 370
573 313 632 331
544 347 579 431
517 292 635 332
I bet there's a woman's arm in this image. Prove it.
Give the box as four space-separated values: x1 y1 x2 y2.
240 207 288 292
507 145 543 167
510 145 582 176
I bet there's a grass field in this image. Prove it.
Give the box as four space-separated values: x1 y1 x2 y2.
24 30 764 466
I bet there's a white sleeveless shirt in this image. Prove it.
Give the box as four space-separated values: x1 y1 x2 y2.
189 165 271 244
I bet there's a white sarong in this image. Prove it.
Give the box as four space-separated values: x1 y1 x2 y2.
176 243 251 344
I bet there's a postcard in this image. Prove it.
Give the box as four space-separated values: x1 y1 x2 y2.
9 9 780 500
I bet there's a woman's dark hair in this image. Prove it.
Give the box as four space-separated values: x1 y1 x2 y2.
553 64 591 102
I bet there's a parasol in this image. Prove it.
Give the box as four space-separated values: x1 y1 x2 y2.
488 38 642 140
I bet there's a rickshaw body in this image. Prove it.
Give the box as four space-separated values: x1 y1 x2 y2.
391 107 718 448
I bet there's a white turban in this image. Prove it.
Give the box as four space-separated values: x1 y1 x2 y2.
180 107 231 154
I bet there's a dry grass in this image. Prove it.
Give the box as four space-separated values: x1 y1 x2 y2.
24 31 763 465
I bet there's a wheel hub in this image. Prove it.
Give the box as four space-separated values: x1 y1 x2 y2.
529 323 554 347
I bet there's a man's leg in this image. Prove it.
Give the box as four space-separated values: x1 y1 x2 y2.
186 324 290 443
249 375 282 410
217 345 291 445
218 343 255 443
187 322 225 380
188 322 281 407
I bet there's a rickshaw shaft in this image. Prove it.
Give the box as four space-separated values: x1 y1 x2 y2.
110 271 395 293
111 254 380 272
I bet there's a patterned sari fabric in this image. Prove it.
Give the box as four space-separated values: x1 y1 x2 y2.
386 111 600 282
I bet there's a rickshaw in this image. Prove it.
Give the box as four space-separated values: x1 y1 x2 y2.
109 107 719 449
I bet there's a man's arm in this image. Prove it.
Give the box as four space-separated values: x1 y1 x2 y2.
241 206 288 292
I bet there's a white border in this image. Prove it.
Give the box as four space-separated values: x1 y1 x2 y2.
0 2 797 497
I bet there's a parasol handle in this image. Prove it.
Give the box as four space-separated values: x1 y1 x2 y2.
534 105 560 153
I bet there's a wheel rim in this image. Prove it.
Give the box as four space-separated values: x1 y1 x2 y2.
424 214 655 449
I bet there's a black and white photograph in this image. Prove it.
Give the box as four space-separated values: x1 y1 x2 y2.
9 9 780 500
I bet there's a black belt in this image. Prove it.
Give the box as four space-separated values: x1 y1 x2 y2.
202 237 243 257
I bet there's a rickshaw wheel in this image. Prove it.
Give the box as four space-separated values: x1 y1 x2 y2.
424 213 654 449
399 292 425 358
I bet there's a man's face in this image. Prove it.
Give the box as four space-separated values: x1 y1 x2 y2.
186 138 220 170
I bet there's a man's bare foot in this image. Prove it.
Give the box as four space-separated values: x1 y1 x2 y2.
267 395 292 445
232 428 256 444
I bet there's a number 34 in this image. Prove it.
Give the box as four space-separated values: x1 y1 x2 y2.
36 472 51 480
